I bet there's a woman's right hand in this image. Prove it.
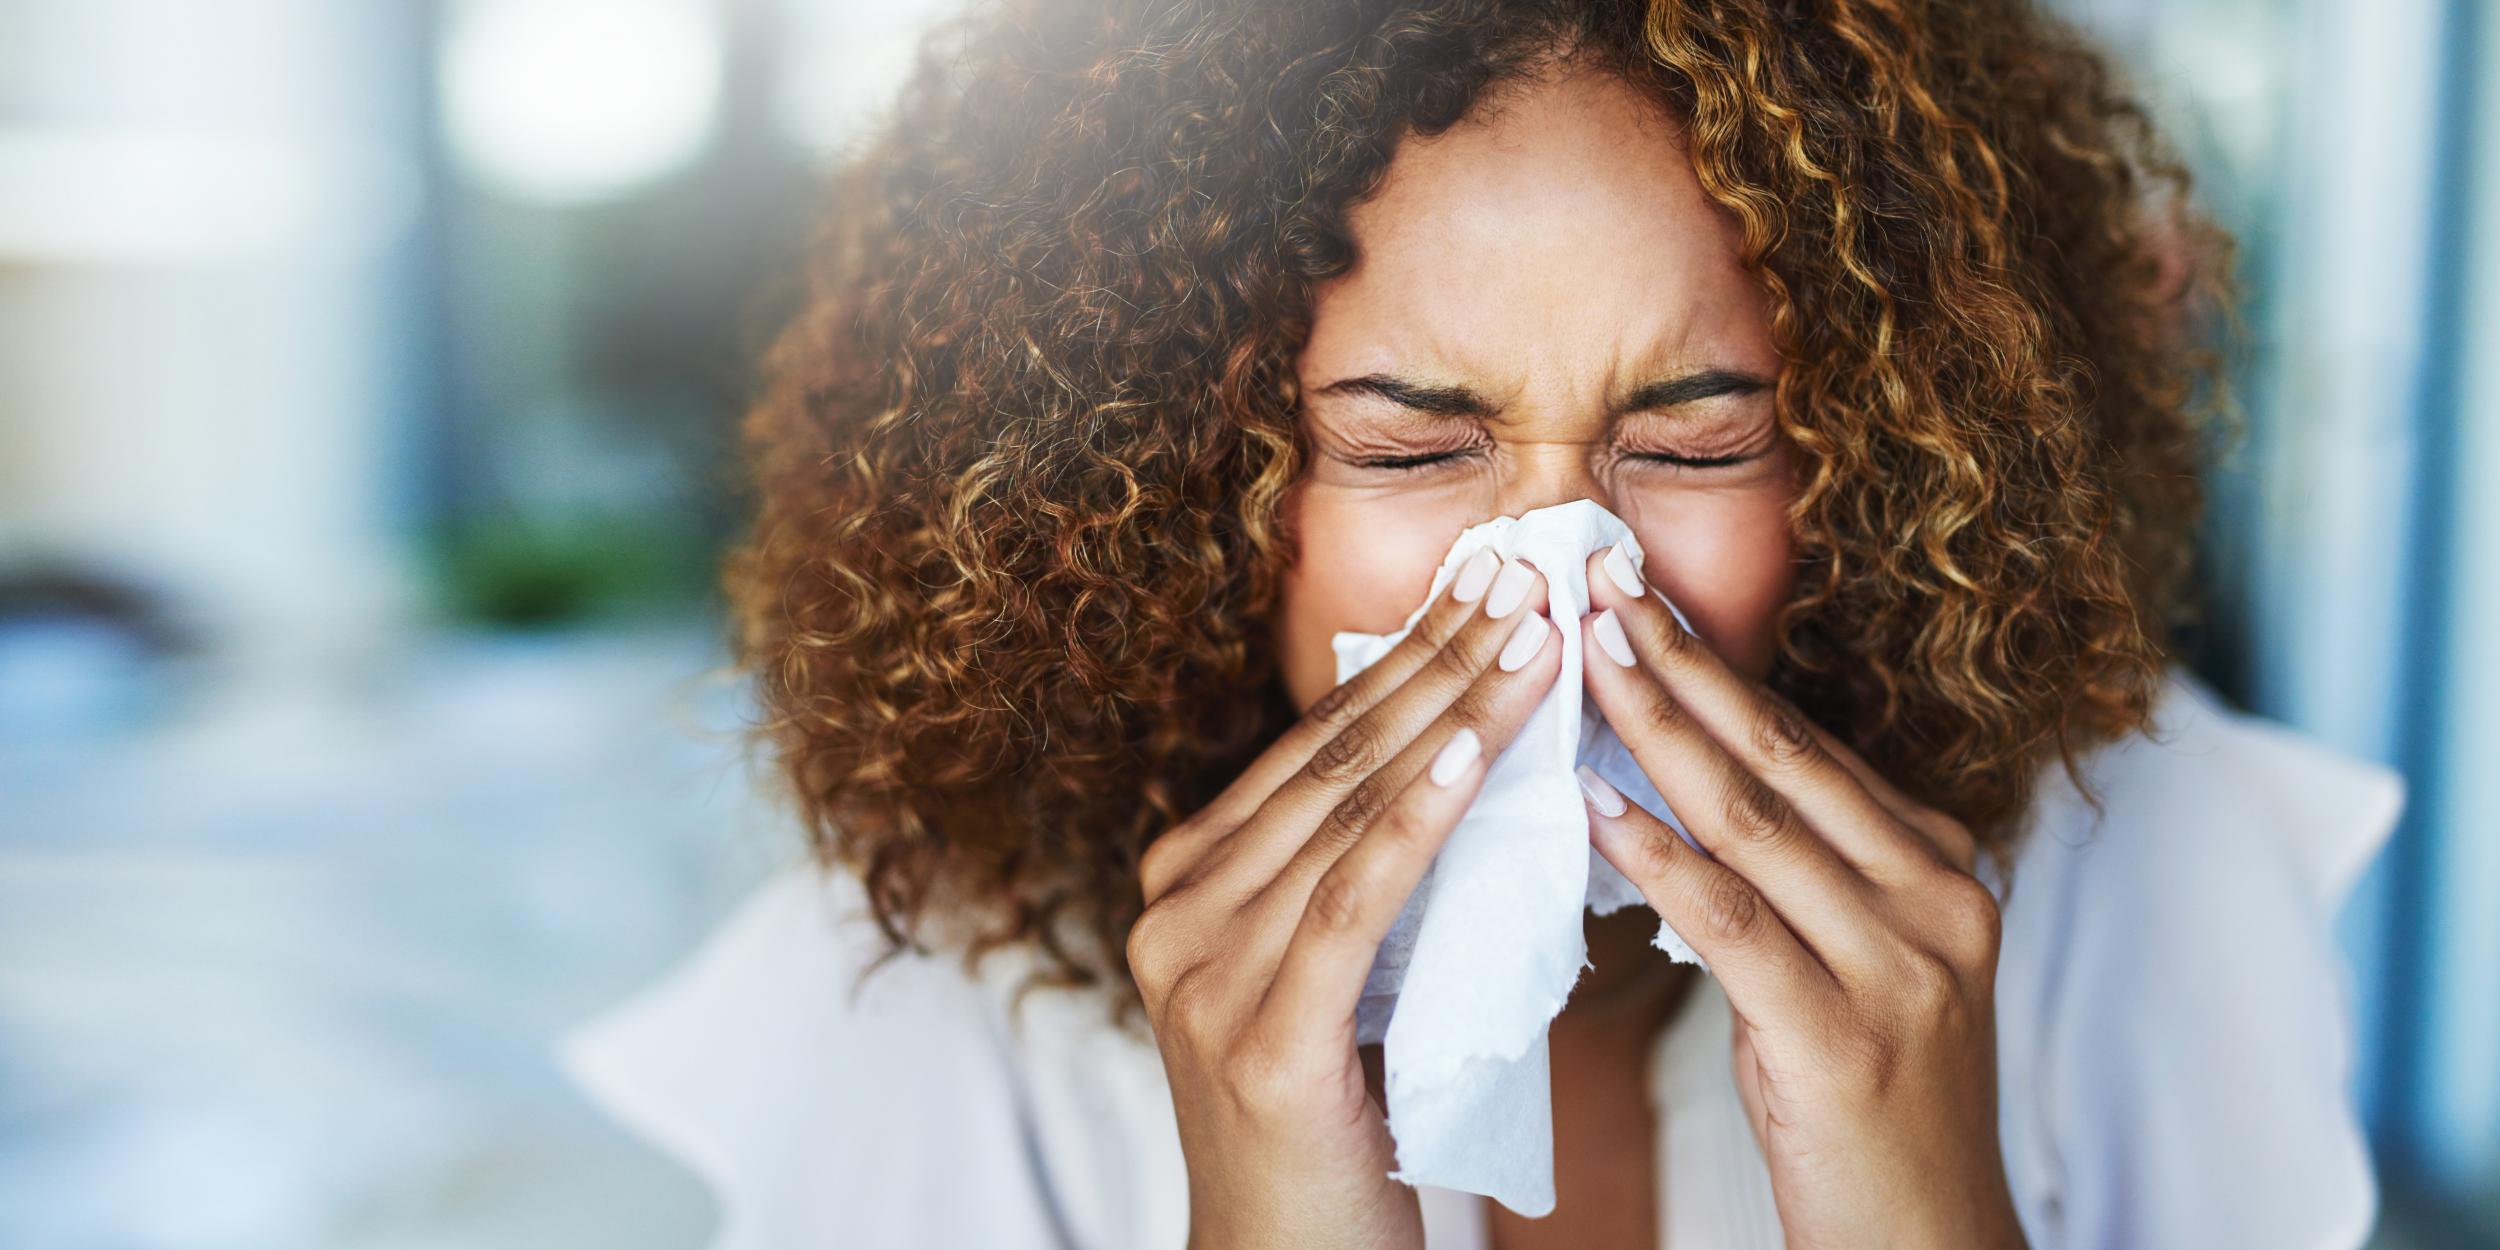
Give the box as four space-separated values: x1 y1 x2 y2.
1129 549 1563 1250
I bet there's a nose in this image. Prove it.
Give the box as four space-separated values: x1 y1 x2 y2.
1492 442 1620 522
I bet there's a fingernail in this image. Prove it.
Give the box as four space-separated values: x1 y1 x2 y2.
1592 608 1635 667
1450 548 1501 604
1429 727 1482 786
1575 764 1628 817
1497 611 1550 672
1484 558 1534 618
1602 538 1647 598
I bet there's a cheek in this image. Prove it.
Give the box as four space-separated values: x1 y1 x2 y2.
1273 484 1478 711
1628 492 1796 679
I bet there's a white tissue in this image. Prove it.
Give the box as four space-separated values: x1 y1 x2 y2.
1330 497 1706 1219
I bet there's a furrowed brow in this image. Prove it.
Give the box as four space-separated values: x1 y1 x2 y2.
1611 368 1771 415
1310 374 1496 419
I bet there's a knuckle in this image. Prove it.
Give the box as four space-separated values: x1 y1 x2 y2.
1316 775 1392 852
1836 1011 1906 1086
1643 688 1695 738
1159 958 1219 1023
1369 801 1432 855
1220 1031 1301 1118
1928 814 1980 871
1442 677 1498 733
1698 869 1769 945
1138 832 1189 900
1407 593 1470 649
1305 720 1385 787
1751 698 1821 771
1306 676 1364 729
1303 866 1369 937
1625 820 1684 879
1893 948 1968 1020
1644 606 1698 663
1136 848 1171 901
1931 870 2004 959
1124 906 1182 994
1425 625 1491 680
1719 769 1796 846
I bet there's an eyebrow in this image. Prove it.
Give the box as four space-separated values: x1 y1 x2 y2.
1310 367 1771 418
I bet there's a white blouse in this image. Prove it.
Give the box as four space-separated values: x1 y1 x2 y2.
558 668 2403 1249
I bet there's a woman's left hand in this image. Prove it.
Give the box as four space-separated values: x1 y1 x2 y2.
1573 545 2028 1250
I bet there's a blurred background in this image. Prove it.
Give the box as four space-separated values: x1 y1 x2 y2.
0 0 2491 1245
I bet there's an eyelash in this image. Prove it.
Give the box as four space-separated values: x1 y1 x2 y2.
1353 447 1764 472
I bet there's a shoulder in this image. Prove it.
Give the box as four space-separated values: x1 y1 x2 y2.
560 863 1013 1111
2008 667 2402 912
1991 666 2404 1250
557 862 1186 1250
1994 666 2403 1001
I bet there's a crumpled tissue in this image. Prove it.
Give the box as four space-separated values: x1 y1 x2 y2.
1331 497 1706 1219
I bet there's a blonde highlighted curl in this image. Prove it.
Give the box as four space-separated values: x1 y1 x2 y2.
729 0 2232 1029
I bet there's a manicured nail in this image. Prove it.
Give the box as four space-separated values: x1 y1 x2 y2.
1484 558 1534 618
1592 608 1635 667
1429 727 1482 786
1497 611 1550 672
1450 548 1501 604
1575 764 1628 817
1602 538 1647 598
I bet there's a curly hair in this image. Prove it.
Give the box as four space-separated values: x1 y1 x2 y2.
727 0 2233 1029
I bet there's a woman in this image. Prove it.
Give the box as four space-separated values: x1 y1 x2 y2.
562 0 2403 1246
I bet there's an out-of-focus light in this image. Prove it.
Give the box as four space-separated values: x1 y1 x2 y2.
0 128 417 266
777 22 927 165
439 0 725 206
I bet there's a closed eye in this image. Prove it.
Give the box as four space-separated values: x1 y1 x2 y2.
1626 448 1765 469
1352 447 1767 471
1353 449 1477 471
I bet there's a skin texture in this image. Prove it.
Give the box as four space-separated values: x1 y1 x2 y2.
1275 61 1796 705
1133 56 2025 1250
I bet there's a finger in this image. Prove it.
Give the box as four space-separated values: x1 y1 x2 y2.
1575 764 1832 1031
1785 713 1979 873
1199 555 1554 894
1258 726 1491 1044
1583 543 1938 875
1578 607 1894 967
1148 545 1514 883
1215 545 1512 816
1257 590 1564 918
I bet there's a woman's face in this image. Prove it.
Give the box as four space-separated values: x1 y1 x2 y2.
1275 62 1800 711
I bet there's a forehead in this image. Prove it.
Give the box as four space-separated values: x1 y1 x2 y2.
1298 63 1772 388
